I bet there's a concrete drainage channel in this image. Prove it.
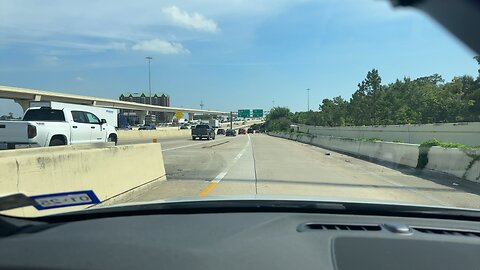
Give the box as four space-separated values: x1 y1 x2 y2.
270 132 480 184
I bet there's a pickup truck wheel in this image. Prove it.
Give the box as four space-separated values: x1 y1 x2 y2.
49 138 66 146
192 136 196 140
108 134 118 145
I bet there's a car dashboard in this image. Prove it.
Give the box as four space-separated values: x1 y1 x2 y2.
0 209 479 270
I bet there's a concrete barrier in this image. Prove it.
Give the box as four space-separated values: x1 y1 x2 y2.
426 147 480 182
270 132 480 184
298 122 480 146
0 143 167 217
118 128 191 141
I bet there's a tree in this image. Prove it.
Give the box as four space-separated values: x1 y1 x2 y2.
288 59 480 127
266 107 292 132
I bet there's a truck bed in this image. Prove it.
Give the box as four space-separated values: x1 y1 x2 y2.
0 121 29 143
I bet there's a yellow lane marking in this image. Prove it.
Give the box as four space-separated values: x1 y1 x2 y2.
198 135 251 196
199 182 218 196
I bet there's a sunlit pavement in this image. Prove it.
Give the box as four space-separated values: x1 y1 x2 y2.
119 134 480 209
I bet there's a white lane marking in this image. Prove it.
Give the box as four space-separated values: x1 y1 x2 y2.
208 134 251 184
162 136 234 152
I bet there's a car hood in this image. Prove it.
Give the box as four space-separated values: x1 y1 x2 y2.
91 194 480 213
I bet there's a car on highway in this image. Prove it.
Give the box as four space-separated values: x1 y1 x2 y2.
191 124 215 140
0 102 118 149
225 129 236 136
180 125 189 130
238 128 246 135
138 125 156 130
247 128 254 134
217 128 225 135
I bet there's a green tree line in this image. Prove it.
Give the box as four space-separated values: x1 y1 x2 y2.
267 57 480 131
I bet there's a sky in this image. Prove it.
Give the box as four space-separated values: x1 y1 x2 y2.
0 0 477 117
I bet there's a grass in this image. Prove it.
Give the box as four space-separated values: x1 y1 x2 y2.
419 138 480 151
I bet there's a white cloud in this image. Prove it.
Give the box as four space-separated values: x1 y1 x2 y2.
162 6 219 33
132 39 189 54
47 41 128 52
75 76 84 81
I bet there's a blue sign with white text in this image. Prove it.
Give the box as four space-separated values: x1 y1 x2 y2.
30 190 100 210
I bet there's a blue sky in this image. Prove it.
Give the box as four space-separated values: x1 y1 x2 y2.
0 0 477 117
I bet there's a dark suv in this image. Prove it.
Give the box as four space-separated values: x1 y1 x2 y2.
192 124 216 140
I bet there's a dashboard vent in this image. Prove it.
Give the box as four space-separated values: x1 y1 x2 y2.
413 227 480 238
298 223 381 232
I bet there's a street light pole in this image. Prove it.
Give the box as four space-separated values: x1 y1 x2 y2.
306 88 310 111
146 56 153 105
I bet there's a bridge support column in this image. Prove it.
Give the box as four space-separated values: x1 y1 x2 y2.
14 99 30 112
188 113 194 121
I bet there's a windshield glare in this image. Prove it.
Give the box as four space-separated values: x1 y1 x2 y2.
0 0 480 218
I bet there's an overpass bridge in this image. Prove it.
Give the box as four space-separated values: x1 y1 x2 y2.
0 85 230 117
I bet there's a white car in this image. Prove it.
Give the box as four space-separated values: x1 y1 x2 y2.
0 104 118 149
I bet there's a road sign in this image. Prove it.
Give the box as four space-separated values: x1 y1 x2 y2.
175 111 184 119
238 109 250 118
252 109 263 118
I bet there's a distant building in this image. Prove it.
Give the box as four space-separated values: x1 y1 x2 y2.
119 92 173 125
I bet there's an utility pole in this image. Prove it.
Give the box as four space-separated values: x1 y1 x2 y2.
230 111 233 130
146 56 152 105
200 100 204 110
306 88 310 111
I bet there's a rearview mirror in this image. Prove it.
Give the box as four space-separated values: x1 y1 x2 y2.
101 119 107 124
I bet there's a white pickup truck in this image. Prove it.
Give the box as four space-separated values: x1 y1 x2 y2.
0 102 118 149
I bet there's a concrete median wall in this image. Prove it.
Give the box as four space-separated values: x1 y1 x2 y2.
118 121 263 142
0 143 167 217
118 128 191 141
298 122 480 147
271 132 480 184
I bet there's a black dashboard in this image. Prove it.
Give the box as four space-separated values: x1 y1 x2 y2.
0 206 479 270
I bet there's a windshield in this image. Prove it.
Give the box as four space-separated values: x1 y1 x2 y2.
23 109 65 122
0 0 480 218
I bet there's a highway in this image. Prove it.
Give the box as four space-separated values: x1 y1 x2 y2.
117 133 480 209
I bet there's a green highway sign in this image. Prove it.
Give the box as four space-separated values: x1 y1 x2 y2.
252 109 263 117
238 109 250 118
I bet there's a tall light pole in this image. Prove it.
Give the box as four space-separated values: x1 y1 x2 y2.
306 88 310 111
146 56 153 105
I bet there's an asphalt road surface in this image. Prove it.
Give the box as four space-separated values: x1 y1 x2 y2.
118 134 480 209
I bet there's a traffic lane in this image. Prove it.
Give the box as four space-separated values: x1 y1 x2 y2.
117 133 480 209
249 135 480 208
120 134 250 203
206 134 256 196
